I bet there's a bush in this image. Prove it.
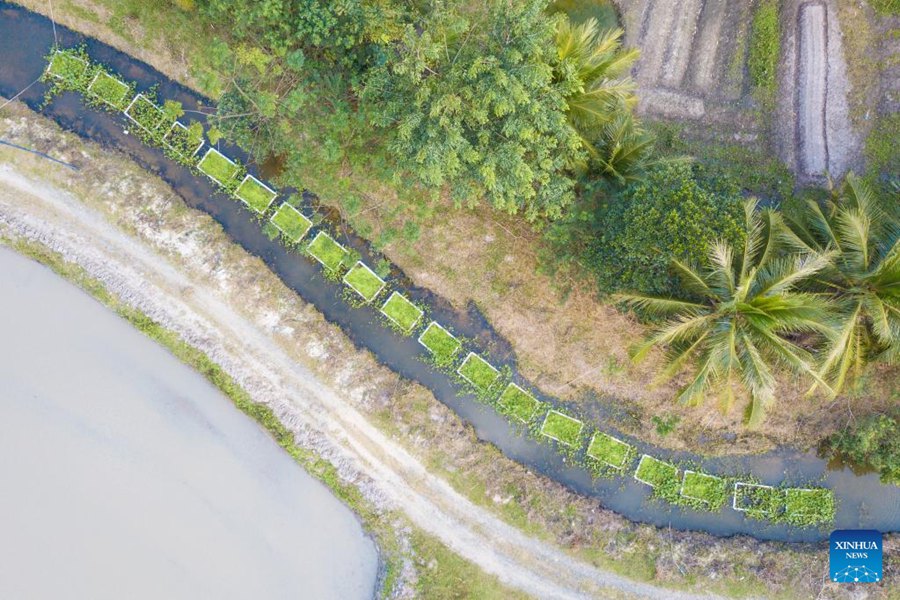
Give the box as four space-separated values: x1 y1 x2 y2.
586 163 745 296
825 412 900 486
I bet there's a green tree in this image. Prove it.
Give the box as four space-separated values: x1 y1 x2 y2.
783 174 900 393
363 0 584 220
621 200 835 427
586 162 745 295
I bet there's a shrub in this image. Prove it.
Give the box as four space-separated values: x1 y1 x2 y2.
825 412 900 486
586 163 745 295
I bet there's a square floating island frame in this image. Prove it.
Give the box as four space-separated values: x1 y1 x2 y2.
87 70 130 108
163 121 204 158
306 231 349 272
343 261 386 303
680 470 727 506
634 455 679 488
497 383 541 423
457 352 501 392
197 148 240 186
235 174 277 214
46 51 88 82
418 321 462 364
539 410 584 447
380 292 423 333
270 203 313 243
124 93 167 133
732 482 779 514
586 432 633 469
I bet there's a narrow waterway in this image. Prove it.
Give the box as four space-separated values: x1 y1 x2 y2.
0 2 897 542
0 248 379 599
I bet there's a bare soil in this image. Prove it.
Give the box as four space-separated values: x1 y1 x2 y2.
4 102 898 600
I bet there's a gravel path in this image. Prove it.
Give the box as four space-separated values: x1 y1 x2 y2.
0 165 724 600
797 2 828 175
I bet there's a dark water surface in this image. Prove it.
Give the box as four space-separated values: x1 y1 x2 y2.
0 2 897 543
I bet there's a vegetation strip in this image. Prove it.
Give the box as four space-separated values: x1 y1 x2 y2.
37 46 845 529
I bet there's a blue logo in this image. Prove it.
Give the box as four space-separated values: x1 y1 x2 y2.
830 530 882 583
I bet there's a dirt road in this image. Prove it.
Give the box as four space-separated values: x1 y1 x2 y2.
0 167 722 600
797 2 828 175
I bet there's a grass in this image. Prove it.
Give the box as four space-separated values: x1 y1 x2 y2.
747 0 780 101
634 455 679 488
418 321 462 365
270 203 312 243
586 432 632 469
539 410 583 447
124 94 166 132
306 231 349 272
784 488 836 527
87 71 130 109
197 148 240 185
380 292 423 333
457 353 501 392
680 470 728 509
497 383 540 423
235 174 277 213
343 261 386 303
46 51 88 82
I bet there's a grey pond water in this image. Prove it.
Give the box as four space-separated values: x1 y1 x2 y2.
0 2 897 543
0 249 379 599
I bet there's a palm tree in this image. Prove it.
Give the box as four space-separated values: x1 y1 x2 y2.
620 200 835 427
555 17 639 137
782 174 900 393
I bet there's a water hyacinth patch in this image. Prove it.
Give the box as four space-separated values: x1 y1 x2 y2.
87 70 130 109
497 383 541 423
343 261 386 303
380 292 423 333
306 231 349 272
540 410 584 446
164 121 204 158
733 482 782 517
784 488 836 527
418 321 462 365
46 50 89 85
586 432 633 470
270 203 312 243
235 174 277 213
124 94 167 132
457 352 501 392
680 470 728 510
197 148 240 186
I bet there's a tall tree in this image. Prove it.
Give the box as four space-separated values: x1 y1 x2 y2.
621 200 835 427
783 174 900 393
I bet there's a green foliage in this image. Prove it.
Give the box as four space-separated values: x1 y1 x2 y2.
587 162 745 295
419 322 463 367
825 411 900 486
651 414 680 437
380 291 423 333
782 175 900 393
748 0 780 99
622 200 837 427
540 410 585 447
365 0 584 221
496 384 541 423
868 0 900 15
634 456 680 502
458 353 502 392
680 471 728 510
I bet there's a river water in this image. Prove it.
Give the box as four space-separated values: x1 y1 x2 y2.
0 2 897 542
0 248 378 599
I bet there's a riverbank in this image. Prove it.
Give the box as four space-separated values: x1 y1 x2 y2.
2 100 896 598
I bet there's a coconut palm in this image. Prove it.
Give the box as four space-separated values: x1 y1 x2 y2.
555 17 639 137
782 174 900 393
621 200 835 427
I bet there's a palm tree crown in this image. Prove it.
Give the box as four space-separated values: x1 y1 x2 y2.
621 200 835 427
783 174 900 393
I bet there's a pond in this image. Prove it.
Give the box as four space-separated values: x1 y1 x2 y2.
0 248 379 599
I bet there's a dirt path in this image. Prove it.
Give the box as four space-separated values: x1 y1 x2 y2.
797 2 828 175
0 165 722 600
